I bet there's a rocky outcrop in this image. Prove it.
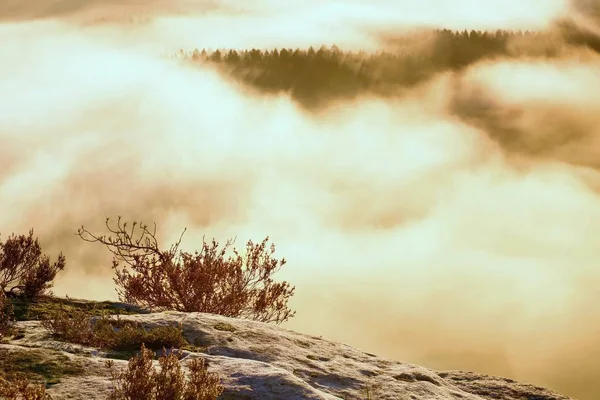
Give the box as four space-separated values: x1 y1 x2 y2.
1 307 573 400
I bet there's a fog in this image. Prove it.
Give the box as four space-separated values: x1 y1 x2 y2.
1 0 599 398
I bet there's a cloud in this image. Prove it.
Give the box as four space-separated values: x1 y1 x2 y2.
0 0 572 51
449 59 600 169
1 3 600 399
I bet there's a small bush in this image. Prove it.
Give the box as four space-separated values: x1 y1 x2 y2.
41 304 187 352
0 229 65 299
78 217 295 324
106 344 223 400
94 319 187 352
40 304 95 345
182 357 223 400
0 375 52 400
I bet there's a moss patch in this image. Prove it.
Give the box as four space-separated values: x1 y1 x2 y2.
213 322 236 332
10 295 142 322
0 347 85 386
181 344 209 354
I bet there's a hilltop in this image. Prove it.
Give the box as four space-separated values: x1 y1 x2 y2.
1 295 573 400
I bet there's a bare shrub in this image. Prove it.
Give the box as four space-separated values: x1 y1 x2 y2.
78 217 295 324
0 375 52 400
106 344 223 400
0 229 65 299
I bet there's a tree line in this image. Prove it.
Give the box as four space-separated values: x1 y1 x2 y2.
167 29 582 108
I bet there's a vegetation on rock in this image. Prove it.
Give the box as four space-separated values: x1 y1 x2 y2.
78 217 295 325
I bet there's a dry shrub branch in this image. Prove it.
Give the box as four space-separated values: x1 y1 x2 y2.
0 229 65 299
77 217 295 324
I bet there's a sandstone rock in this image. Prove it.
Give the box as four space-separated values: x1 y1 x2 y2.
1 308 573 400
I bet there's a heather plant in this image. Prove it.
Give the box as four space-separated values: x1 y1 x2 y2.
77 217 295 324
41 303 187 352
0 229 65 299
0 375 52 400
40 304 95 345
106 344 223 400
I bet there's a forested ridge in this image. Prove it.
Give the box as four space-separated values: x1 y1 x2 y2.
166 28 600 107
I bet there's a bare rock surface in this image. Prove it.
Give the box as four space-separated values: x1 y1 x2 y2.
1 310 573 400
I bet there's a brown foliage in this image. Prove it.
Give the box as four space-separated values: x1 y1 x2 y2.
0 229 65 299
78 217 295 324
0 291 16 338
41 303 187 352
181 357 223 400
0 375 52 400
106 344 223 400
40 304 95 345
